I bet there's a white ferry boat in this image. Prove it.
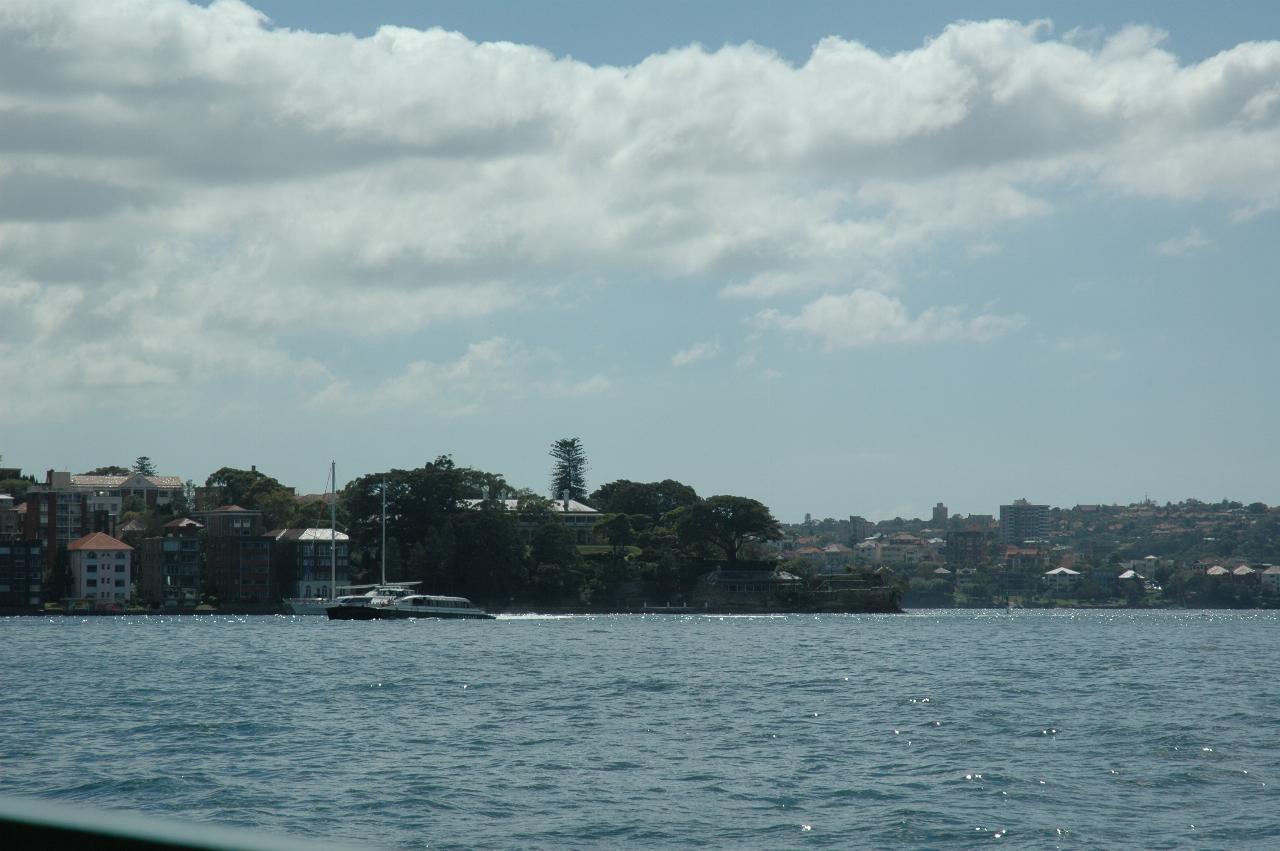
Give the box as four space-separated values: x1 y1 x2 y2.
321 583 418 617
327 592 494 620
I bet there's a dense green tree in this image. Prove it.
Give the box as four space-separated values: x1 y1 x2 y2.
448 507 527 601
204 466 308 530
596 513 635 556
132 456 157 476
671 495 782 567
589 479 699 522
0 477 33 500
530 520 579 569
549 438 588 502
80 465 130 476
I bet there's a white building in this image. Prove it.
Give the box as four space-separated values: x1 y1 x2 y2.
67 532 133 604
1043 566 1081 593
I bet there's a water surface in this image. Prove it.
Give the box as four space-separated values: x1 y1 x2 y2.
1 610 1276 848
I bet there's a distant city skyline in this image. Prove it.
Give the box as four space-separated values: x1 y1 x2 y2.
2 1 1278 522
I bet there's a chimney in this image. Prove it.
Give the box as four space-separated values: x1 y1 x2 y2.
562 489 570 512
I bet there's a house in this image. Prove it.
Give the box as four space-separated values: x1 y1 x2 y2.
1261 566 1280 596
1205 565 1231 577
67 532 133 606
1231 565 1259 584
1043 566 1081 593
822 543 854 569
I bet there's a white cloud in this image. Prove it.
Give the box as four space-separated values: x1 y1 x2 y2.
967 241 1003 259
1155 227 1212 256
1053 334 1126 361
756 290 1025 350
671 339 721 367
0 2 1278 412
309 337 609 415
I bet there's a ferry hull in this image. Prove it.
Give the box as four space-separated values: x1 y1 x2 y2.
326 605 494 620
325 605 382 620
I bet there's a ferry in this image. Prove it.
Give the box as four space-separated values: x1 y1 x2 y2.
327 593 494 620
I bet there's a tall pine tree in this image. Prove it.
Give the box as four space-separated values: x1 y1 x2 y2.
549 437 588 503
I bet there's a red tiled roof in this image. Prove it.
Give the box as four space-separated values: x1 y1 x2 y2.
67 532 133 551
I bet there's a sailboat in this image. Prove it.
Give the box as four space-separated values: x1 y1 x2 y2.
324 475 421 617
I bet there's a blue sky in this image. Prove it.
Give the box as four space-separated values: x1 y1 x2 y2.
2 1 1278 520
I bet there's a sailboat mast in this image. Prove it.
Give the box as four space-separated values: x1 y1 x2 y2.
330 460 337 599
380 477 387 585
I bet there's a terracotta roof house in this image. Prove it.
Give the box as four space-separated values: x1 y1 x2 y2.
67 532 134 605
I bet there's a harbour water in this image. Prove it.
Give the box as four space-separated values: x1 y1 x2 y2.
1 610 1277 848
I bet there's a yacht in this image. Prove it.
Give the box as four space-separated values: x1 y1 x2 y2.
324 583 418 617
327 592 494 620
384 594 495 620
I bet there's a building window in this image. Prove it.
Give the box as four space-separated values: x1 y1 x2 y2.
87 579 97 587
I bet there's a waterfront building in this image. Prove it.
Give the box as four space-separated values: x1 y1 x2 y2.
67 532 133 605
0 539 43 608
23 469 183 573
1042 566 1081 594
1262 566 1280 596
267 527 350 600
194 505 274 603
138 518 204 605
1000 499 1049 545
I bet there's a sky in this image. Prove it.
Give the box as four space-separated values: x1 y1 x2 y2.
1 1 1279 521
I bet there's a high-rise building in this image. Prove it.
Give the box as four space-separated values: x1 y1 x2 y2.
999 499 1049 545
932 502 948 526
139 517 204 605
194 505 273 603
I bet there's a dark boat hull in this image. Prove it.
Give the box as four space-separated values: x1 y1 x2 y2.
379 608 495 620
325 605 382 620
326 605 494 620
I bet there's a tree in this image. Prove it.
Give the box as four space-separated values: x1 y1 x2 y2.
204 466 301 529
132 456 157 477
80 465 130 477
590 479 699 522
549 438 588 502
672 495 782 567
596 513 635 556
0 477 33 500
